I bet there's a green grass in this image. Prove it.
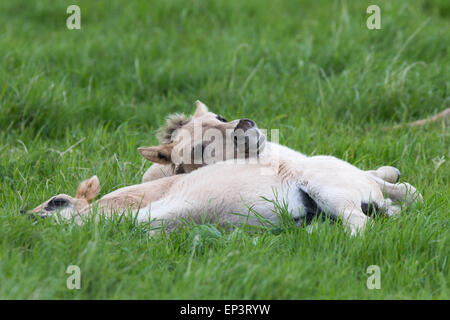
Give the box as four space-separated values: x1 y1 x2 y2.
0 0 449 299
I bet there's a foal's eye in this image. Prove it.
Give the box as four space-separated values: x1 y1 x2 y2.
216 115 228 123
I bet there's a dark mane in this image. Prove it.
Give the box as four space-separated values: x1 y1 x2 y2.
156 113 191 143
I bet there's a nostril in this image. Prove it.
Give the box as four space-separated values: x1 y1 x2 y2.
236 118 256 132
243 119 255 128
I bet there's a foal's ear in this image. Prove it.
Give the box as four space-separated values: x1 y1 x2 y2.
75 175 100 203
193 100 209 118
138 143 174 164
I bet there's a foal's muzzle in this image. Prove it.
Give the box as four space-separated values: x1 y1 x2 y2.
234 119 256 132
232 119 264 157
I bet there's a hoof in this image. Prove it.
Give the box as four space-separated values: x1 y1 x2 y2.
377 166 401 184
394 168 401 183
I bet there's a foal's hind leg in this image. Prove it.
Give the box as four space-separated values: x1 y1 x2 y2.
301 182 375 236
366 166 401 183
370 177 423 206
381 198 402 217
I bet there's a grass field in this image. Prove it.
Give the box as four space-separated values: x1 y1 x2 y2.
0 0 449 299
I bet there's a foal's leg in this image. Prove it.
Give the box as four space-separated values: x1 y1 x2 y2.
381 198 402 216
341 207 370 236
300 181 374 235
369 176 423 206
365 166 400 183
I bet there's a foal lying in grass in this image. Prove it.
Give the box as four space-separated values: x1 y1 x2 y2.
29 101 422 235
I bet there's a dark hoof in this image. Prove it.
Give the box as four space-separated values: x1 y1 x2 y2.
395 168 401 183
